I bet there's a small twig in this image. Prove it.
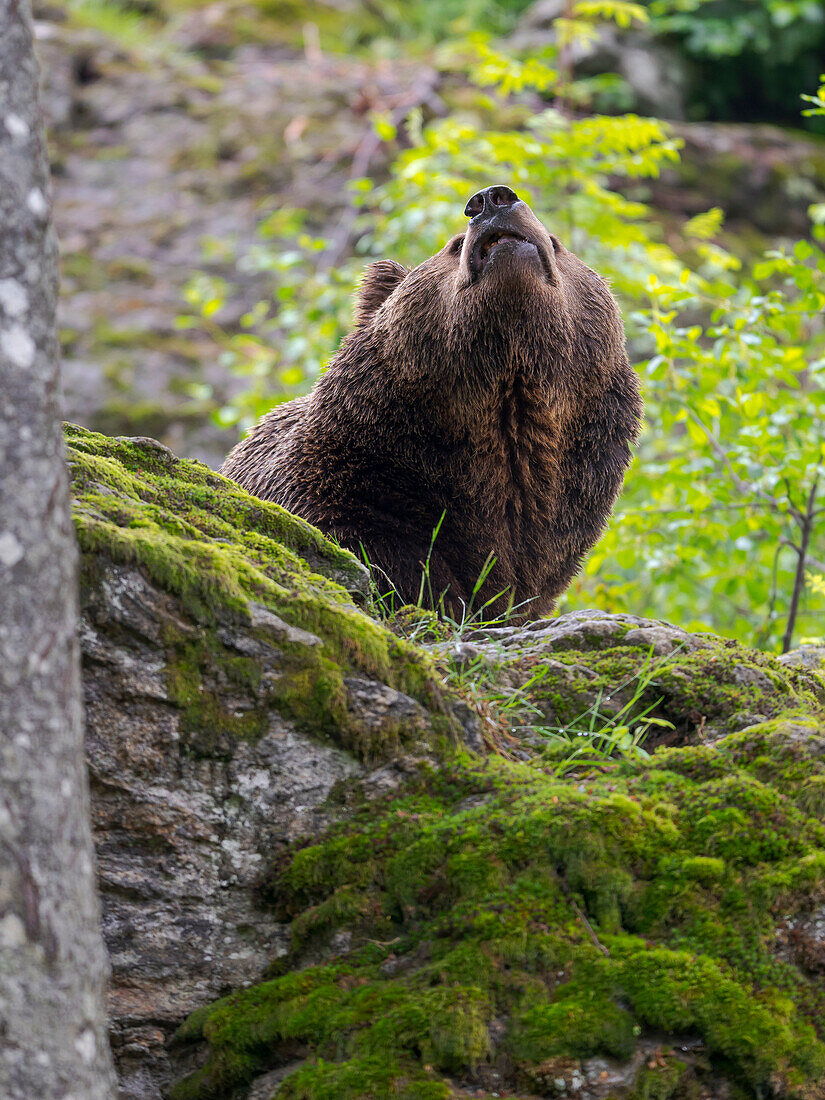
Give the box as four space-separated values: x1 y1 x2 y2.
780 538 825 574
563 875 616 954
302 22 322 67
623 501 774 516
560 880 609 957
782 476 819 653
358 0 395 29
557 0 575 120
688 409 778 510
688 408 825 647
783 477 805 525
757 539 783 647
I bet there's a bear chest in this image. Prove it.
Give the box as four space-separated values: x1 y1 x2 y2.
460 383 567 531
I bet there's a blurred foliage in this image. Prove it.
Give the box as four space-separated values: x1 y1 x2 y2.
597 240 825 650
404 0 825 126
65 0 825 124
65 0 169 51
649 0 825 123
179 3 825 650
354 0 535 41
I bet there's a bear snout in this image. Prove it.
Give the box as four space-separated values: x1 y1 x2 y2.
463 208 555 286
464 184 521 219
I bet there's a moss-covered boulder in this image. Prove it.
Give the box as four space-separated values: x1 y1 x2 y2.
431 611 825 750
169 711 825 1100
68 423 454 759
66 425 457 1096
165 630 825 1098
66 426 825 1100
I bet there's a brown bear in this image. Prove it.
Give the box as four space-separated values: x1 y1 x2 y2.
221 185 642 619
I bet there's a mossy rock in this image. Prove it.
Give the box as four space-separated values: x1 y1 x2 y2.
170 695 825 1093
66 426 825 1099
441 612 825 748
66 424 454 761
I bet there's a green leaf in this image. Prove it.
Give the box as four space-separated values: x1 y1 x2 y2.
372 113 398 143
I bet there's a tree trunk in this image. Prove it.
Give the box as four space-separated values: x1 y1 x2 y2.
0 2 117 1096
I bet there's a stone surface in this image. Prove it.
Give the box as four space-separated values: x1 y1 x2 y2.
653 122 825 237
781 644 825 671
85 558 366 1096
67 425 456 1097
432 609 825 751
171 695 825 1100
461 608 718 656
68 426 825 1100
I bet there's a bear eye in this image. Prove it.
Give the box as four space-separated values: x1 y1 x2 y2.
449 235 465 255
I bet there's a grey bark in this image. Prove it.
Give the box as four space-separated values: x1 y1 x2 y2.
0 2 117 1097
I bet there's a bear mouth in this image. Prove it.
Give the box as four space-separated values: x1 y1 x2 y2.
468 227 547 282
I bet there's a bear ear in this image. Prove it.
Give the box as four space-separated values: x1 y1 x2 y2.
355 259 408 325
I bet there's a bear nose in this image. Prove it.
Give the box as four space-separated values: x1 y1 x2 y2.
464 185 520 219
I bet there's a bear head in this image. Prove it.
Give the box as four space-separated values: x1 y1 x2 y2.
351 185 627 400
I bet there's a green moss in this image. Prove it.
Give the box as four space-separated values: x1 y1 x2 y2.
68 426 825 1098
172 719 825 1098
276 1057 453 1100
66 422 358 583
386 605 453 644
511 993 636 1063
163 630 267 756
68 424 453 761
618 947 824 1085
800 776 825 817
526 644 825 738
629 1060 689 1100
679 856 726 883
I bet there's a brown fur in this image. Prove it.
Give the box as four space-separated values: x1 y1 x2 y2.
221 194 642 618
